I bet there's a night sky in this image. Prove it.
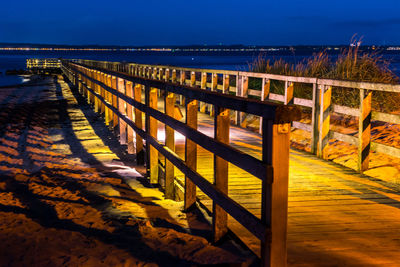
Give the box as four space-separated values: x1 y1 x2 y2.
1 0 399 46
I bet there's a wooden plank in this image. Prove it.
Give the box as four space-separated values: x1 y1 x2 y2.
126 81 135 154
332 104 359 117
371 142 400 158
118 78 127 145
261 119 290 267
112 76 118 129
311 83 320 154
213 106 230 242
330 131 358 145
72 62 302 122
165 92 175 199
292 121 312 132
358 89 372 172
146 86 159 184
318 86 332 159
372 111 400 124
260 79 271 134
134 84 144 164
184 98 198 210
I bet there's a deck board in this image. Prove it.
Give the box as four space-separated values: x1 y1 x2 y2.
156 102 400 266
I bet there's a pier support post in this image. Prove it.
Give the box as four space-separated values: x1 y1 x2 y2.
134 84 144 165
118 78 127 145
145 86 159 184
261 118 290 267
165 92 176 199
126 81 135 154
112 77 118 129
213 106 230 242
184 98 198 210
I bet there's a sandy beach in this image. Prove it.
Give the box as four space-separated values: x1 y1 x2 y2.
0 75 252 266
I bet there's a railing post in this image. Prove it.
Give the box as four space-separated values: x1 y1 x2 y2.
210 73 218 116
100 72 105 114
223 74 230 94
311 83 320 154
284 81 294 105
200 72 207 113
180 70 186 104
134 84 144 165
213 106 230 242
190 71 196 87
165 91 175 199
261 117 290 267
105 75 112 126
94 71 100 113
112 76 119 129
184 98 198 210
172 69 177 83
358 89 372 172
165 69 170 82
126 81 135 154
118 78 127 145
235 74 243 125
317 85 332 159
145 85 159 184
259 78 271 134
239 76 249 127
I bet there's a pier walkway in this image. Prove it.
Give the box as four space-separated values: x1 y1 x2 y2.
58 59 400 266
169 109 400 266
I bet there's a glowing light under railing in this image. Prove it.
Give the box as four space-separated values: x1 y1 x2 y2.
156 130 186 143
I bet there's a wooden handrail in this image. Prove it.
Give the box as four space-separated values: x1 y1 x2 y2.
61 60 299 267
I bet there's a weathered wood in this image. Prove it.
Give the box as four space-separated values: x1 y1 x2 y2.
105 75 112 125
210 73 218 116
261 119 290 267
223 74 230 94
332 104 359 117
213 106 230 242
172 69 177 83
372 111 400 124
147 87 159 184
317 86 332 159
180 70 186 104
311 84 320 154
184 98 198 210
260 78 271 134
69 65 275 180
358 89 372 173
112 76 119 129
125 81 135 154
165 92 175 199
118 78 127 145
200 72 207 113
134 84 144 164
239 76 249 127
284 81 294 105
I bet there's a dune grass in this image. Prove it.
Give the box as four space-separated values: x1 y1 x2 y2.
249 42 400 112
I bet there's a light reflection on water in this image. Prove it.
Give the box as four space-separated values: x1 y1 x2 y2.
0 50 399 87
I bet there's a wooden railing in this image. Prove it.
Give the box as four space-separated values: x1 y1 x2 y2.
61 60 301 267
27 58 61 69
72 59 400 173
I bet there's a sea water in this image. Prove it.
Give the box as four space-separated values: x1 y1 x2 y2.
0 50 399 87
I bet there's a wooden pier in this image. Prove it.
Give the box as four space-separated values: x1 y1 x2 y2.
50 59 400 266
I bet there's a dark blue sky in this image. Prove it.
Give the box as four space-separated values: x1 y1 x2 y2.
1 0 399 46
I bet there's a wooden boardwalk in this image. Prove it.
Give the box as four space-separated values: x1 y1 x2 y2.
164 109 400 266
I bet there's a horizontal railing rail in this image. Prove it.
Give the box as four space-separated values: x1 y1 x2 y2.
61 59 301 267
72 59 400 173
27 58 61 69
